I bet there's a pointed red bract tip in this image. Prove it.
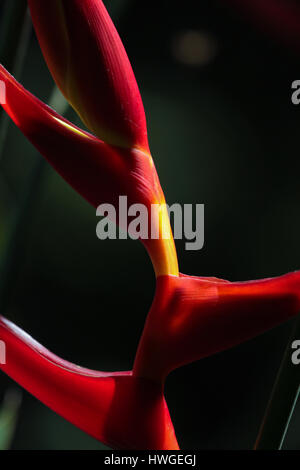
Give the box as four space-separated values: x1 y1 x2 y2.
28 0 149 151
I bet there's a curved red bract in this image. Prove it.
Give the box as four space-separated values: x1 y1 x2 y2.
28 0 149 151
0 316 178 450
133 272 300 382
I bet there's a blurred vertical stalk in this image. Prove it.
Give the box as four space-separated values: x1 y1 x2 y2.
0 1 69 313
255 318 300 449
0 0 28 70
0 0 31 162
0 0 31 204
0 389 22 450
0 88 68 313
0 0 32 312
0 1 28 449
0 1 131 314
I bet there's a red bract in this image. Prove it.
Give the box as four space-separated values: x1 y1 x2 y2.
0 0 299 450
28 0 149 151
0 317 178 450
0 60 177 277
133 272 300 382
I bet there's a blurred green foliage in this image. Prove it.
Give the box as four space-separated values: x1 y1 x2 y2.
0 389 21 450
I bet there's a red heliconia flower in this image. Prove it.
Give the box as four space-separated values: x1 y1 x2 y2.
0 0 299 450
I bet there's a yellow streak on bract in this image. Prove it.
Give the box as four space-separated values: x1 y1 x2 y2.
52 115 91 139
150 200 179 277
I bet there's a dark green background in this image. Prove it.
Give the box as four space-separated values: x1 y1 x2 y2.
0 0 299 449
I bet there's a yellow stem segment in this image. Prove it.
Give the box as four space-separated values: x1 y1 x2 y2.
143 201 179 278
